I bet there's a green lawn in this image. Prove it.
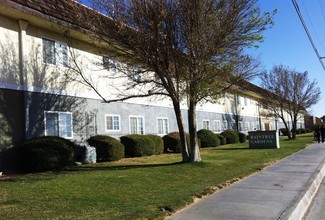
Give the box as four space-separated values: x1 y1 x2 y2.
0 134 314 219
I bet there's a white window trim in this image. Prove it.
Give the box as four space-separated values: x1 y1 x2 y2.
42 37 69 68
129 115 145 135
157 117 169 135
213 120 221 133
202 119 210 130
44 111 73 139
105 114 121 132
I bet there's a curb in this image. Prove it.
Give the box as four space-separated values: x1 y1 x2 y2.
278 152 325 220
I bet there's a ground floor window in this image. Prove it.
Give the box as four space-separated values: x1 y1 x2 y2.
130 116 144 134
157 118 169 135
213 120 221 133
202 120 210 130
45 111 72 138
105 114 120 131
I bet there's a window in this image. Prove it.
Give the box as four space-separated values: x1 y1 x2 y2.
213 120 221 133
251 122 255 131
223 120 228 130
237 95 242 105
43 38 68 67
157 118 169 135
45 111 72 138
130 116 144 134
202 120 210 130
43 38 55 65
245 122 250 131
238 121 243 131
244 97 249 106
105 115 120 131
103 56 117 72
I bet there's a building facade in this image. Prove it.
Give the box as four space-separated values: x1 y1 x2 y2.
0 0 304 150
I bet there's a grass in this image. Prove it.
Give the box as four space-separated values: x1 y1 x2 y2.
0 133 315 219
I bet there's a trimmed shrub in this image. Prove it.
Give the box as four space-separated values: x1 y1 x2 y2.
216 134 226 145
279 128 289 136
15 136 75 172
146 134 164 155
87 135 124 162
297 128 306 134
237 131 247 143
220 130 239 144
120 135 155 157
197 129 220 148
163 132 181 153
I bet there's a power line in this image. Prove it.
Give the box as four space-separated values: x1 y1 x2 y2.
292 0 325 71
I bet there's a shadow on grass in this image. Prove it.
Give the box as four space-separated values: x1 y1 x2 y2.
64 161 187 172
215 147 250 151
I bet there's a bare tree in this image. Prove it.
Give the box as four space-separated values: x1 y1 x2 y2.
260 65 321 139
69 0 273 162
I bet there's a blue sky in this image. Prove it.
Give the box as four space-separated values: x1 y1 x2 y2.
249 0 325 117
82 0 325 117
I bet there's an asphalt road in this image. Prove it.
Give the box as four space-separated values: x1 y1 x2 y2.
303 177 325 220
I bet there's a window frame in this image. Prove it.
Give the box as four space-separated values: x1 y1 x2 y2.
103 56 117 73
129 115 145 135
202 120 210 130
42 38 69 67
105 114 121 132
44 111 73 139
157 117 169 135
213 120 221 133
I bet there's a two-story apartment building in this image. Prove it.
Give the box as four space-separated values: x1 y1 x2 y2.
0 0 304 150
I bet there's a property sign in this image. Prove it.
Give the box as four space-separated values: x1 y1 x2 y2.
248 130 280 149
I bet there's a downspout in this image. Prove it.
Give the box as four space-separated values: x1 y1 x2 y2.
18 19 29 140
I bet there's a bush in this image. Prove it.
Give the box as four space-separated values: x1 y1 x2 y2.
280 128 289 136
14 136 75 172
197 129 220 148
146 135 164 155
163 132 190 153
216 134 226 145
87 135 124 162
120 135 155 157
297 128 306 134
237 131 247 143
220 130 239 144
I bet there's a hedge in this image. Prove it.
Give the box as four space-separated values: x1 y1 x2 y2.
120 135 155 157
197 129 220 148
146 134 164 155
163 132 190 153
220 130 239 144
87 135 124 162
237 131 247 143
14 136 75 172
216 134 227 145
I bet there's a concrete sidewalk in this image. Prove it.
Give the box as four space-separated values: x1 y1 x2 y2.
169 143 325 220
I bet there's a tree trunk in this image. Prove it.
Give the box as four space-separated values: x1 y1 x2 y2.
291 118 297 140
188 97 201 162
279 117 292 139
172 100 190 162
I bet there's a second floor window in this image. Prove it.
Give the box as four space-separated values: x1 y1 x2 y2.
43 38 68 67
